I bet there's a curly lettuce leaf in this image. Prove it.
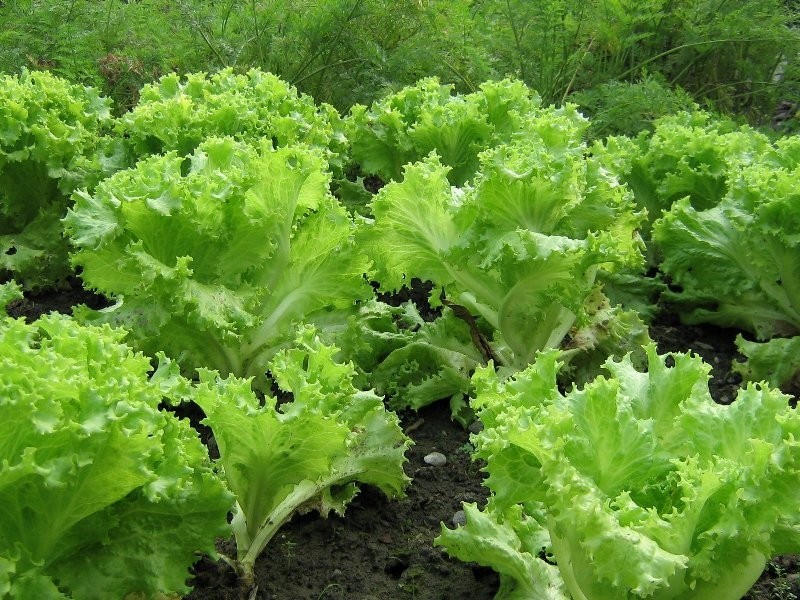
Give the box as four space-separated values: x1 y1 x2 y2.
437 344 800 598
331 299 486 417
117 68 347 174
654 159 800 338
362 126 643 372
346 78 542 187
0 280 23 315
0 70 114 289
194 327 411 580
65 137 372 389
559 287 652 387
0 312 233 599
436 502 567 600
595 111 771 232
593 111 771 280
733 334 800 391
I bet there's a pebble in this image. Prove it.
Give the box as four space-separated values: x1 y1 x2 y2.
468 420 484 434
451 510 467 527
423 451 447 466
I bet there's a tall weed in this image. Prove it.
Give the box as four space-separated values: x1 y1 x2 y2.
1 0 797 121
475 0 800 120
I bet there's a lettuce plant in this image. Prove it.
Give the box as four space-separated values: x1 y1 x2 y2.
332 299 487 422
0 285 233 599
651 133 800 389
0 70 115 289
194 327 411 583
346 78 543 187
362 116 646 377
612 111 769 211
594 110 772 267
733 334 800 391
653 157 800 339
595 111 785 322
436 345 800 599
64 137 372 389
347 98 649 410
116 68 347 173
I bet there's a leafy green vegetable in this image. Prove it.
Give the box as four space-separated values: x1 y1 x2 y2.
733 334 800 391
0 280 23 315
593 111 778 319
594 111 771 253
64 137 372 389
332 299 486 423
346 78 542 186
117 68 347 173
653 158 800 339
352 116 649 410
194 326 411 582
0 70 115 289
0 308 233 599
437 501 567 600
437 345 800 599
362 116 645 377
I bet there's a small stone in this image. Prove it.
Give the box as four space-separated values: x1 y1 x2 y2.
451 510 467 527
468 420 484 434
726 372 742 384
423 451 447 466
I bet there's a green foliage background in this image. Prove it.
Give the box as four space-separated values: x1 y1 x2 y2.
2 0 799 127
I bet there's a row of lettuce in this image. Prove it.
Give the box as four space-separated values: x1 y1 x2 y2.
1 69 799 599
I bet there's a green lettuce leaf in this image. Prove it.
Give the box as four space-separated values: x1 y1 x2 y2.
436 502 567 600
733 334 800 391
331 299 486 419
439 345 800 600
0 312 233 599
117 68 347 174
194 326 411 581
362 123 644 374
346 78 542 187
437 345 800 598
595 111 771 238
65 137 372 389
0 70 114 289
0 280 23 315
590 111 775 321
654 157 800 338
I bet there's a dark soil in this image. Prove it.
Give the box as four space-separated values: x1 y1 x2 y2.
6 281 799 600
4 276 110 320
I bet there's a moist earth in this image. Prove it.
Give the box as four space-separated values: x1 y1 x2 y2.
6 280 799 600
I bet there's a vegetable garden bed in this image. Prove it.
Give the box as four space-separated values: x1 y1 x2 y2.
4 68 800 600
7 283 799 600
